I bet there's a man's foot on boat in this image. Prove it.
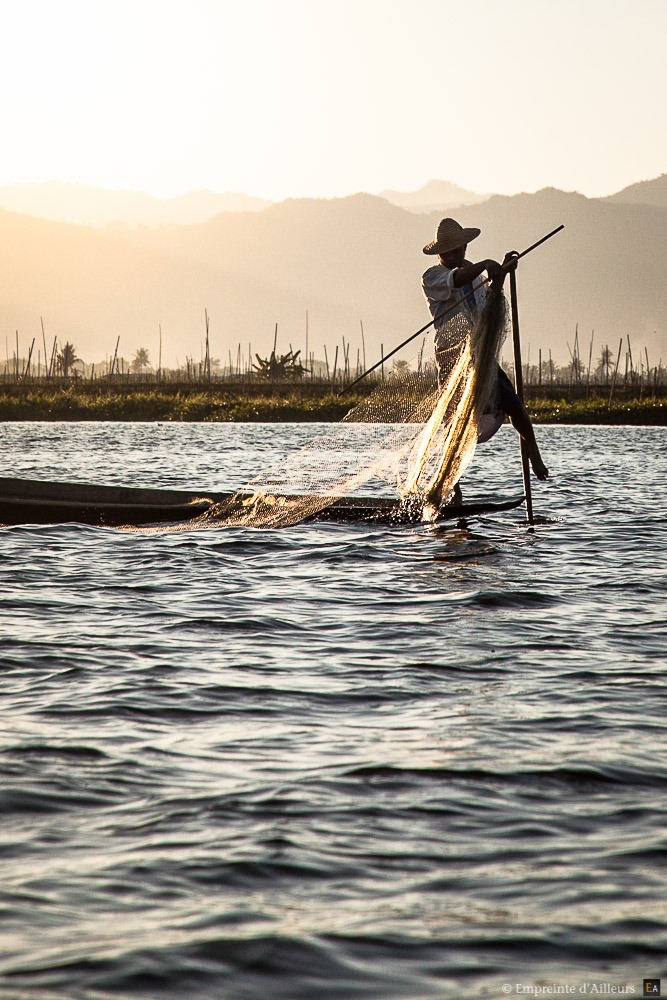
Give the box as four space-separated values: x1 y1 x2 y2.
444 483 463 507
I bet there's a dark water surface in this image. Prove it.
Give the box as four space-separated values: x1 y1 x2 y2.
0 423 665 999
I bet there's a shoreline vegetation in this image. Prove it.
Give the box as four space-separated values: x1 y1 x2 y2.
0 380 664 424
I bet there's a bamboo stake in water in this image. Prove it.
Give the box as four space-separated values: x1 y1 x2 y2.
110 336 120 377
204 310 211 381
18 338 35 399
587 330 594 396
538 347 542 388
508 269 534 526
41 318 48 381
608 338 623 407
49 337 57 379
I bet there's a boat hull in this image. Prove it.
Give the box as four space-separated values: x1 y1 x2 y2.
0 477 524 527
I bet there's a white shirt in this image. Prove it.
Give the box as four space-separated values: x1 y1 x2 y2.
421 262 487 330
422 262 505 443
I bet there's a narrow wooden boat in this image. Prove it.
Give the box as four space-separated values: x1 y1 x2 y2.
0 476 524 527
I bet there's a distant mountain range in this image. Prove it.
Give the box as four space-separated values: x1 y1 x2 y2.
378 179 489 213
0 177 665 369
0 182 273 228
0 178 489 227
604 173 667 208
1 174 666 228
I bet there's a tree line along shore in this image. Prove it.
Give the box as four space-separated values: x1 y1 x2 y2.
0 380 664 424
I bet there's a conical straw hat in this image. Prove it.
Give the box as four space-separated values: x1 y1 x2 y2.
423 217 481 255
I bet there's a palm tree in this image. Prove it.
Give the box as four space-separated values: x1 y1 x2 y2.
596 346 614 381
132 348 150 374
57 342 81 377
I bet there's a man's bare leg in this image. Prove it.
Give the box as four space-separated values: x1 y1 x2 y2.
503 396 549 480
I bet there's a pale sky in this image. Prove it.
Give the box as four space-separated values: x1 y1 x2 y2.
0 0 664 201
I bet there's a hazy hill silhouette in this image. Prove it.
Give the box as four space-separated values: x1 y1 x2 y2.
0 178 489 227
605 173 667 209
0 182 272 228
378 179 489 213
0 187 665 369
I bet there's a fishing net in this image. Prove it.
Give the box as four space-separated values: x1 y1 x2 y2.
198 284 509 529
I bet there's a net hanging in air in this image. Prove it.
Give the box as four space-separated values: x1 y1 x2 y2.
196 284 509 529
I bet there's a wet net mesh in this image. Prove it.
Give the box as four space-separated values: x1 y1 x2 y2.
197 284 508 529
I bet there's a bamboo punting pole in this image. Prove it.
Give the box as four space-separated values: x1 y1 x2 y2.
332 345 339 383
508 269 534 527
158 324 162 380
273 322 278 357
360 319 366 371
305 311 309 374
324 344 330 379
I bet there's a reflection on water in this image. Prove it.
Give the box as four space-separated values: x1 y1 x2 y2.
0 423 665 999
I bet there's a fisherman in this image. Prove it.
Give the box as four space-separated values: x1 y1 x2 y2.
422 217 548 485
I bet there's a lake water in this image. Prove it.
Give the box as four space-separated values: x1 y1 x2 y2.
0 422 665 1000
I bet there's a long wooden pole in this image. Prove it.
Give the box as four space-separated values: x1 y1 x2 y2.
508 269 534 526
